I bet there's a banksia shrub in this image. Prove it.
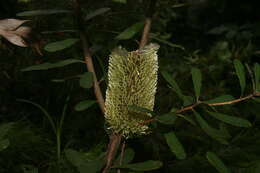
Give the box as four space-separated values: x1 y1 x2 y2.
105 43 159 138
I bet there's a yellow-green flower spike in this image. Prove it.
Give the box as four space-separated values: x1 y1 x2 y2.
105 43 159 138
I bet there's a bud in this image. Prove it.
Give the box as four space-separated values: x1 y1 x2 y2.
105 43 159 138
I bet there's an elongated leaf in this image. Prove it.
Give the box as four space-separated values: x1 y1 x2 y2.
164 132 186 160
156 112 177 125
17 9 71 17
194 111 229 144
128 105 154 115
204 95 235 104
116 22 144 40
112 0 127 3
44 38 79 52
79 72 93 89
150 34 185 50
21 59 83 71
207 111 251 127
254 63 260 92
206 151 230 173
191 68 202 100
233 59 246 95
74 100 96 111
115 160 162 171
161 71 183 98
0 139 10 152
85 8 111 21
178 114 196 126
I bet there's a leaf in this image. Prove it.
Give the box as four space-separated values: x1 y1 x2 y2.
0 123 14 139
112 0 127 3
85 8 111 21
150 34 185 50
0 139 10 152
161 71 183 98
74 100 96 111
204 95 235 104
206 151 230 173
178 114 197 126
115 148 135 165
21 59 84 71
0 19 29 30
156 112 177 125
44 38 79 52
164 132 186 160
207 111 252 127
116 22 144 40
115 160 162 171
0 30 28 47
254 63 260 92
191 68 202 100
233 59 246 95
128 105 154 115
194 111 229 144
17 9 72 17
79 72 93 89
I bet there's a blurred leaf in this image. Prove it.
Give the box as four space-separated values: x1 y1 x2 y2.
156 112 177 125
194 111 229 144
0 123 14 139
161 71 183 98
191 68 202 100
115 160 162 171
164 131 186 160
207 111 251 127
115 148 135 165
44 38 79 52
85 8 111 21
206 151 230 173
21 59 84 71
150 34 185 50
208 25 229 35
178 114 196 126
112 0 127 3
22 165 38 173
234 59 246 95
17 9 72 16
204 95 235 104
128 105 154 115
79 72 93 89
74 100 96 111
116 22 144 40
254 63 260 92
0 139 9 152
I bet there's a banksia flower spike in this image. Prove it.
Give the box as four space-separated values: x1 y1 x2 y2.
105 43 159 138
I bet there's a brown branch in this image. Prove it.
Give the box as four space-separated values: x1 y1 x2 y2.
117 141 126 173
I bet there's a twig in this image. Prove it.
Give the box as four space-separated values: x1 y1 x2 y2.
117 141 126 173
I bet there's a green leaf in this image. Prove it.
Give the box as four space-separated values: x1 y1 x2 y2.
156 112 177 125
164 132 186 160
74 100 96 111
44 38 79 52
150 34 185 50
206 151 230 173
115 160 162 171
128 105 154 115
178 114 197 126
0 123 14 139
254 63 260 92
115 148 135 165
161 71 183 98
112 0 127 3
0 139 10 152
207 111 252 127
116 22 144 40
79 72 93 89
194 111 229 144
21 59 84 71
17 9 72 16
85 8 111 21
233 59 246 95
191 68 202 100
204 95 235 104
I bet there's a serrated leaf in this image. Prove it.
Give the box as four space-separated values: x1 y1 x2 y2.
79 72 93 89
206 151 230 173
161 71 183 98
254 63 260 92
207 111 251 127
0 139 10 151
112 0 127 3
44 38 79 52
234 59 246 95
74 100 96 111
115 160 162 171
116 22 144 40
164 132 186 160
194 111 229 144
191 68 202 100
204 95 235 104
156 112 177 125
21 59 84 71
128 105 154 115
17 9 71 17
85 8 111 21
